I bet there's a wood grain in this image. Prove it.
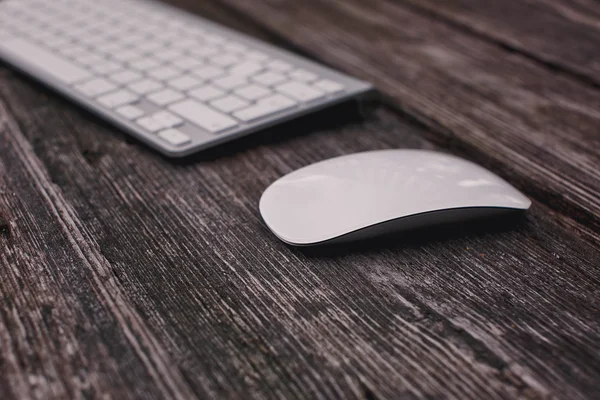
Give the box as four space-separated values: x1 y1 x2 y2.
1 0 600 399
0 100 196 400
400 0 600 86
210 0 600 241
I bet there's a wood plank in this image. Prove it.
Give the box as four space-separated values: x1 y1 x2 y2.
206 0 600 240
1 45 600 400
399 0 600 86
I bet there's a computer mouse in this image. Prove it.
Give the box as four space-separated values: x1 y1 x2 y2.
259 149 531 246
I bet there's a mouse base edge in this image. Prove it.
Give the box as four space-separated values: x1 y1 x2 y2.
271 206 529 247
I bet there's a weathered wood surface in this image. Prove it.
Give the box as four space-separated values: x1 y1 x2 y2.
401 0 600 86
1 0 599 399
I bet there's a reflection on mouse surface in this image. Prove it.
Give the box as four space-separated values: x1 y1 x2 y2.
259 149 531 246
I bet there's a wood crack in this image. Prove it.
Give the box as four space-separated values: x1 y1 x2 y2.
0 207 9 238
398 0 600 90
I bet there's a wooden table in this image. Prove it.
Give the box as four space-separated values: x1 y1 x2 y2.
1 0 599 399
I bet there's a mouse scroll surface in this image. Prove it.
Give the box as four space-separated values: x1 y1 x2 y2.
259 150 531 245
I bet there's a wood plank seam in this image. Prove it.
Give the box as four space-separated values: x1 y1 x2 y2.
398 0 600 90
0 198 10 239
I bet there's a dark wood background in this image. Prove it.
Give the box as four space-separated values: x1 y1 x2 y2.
1 0 599 399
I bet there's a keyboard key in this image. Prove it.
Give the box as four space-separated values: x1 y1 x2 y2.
224 43 247 53
229 61 263 77
210 95 249 113
92 61 122 74
233 94 297 122
159 30 183 41
129 79 163 95
111 48 143 62
204 33 226 45
252 71 287 86
0 38 91 84
267 60 292 72
276 81 325 102
129 58 161 71
79 34 110 47
41 35 71 48
97 90 138 108
192 66 224 80
152 111 183 128
136 40 163 52
189 46 219 58
59 44 88 57
147 89 184 106
289 69 318 82
314 79 344 94
120 33 148 46
168 75 202 91
158 129 191 146
246 50 269 62
181 26 205 37
169 100 238 133
153 48 183 62
94 41 126 54
110 70 142 84
234 84 271 101
75 78 117 97
212 75 248 90
189 85 225 102
116 104 145 120
136 116 164 132
147 66 179 80
211 53 239 67
171 56 203 70
171 38 199 50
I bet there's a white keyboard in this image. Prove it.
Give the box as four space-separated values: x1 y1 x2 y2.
0 0 373 157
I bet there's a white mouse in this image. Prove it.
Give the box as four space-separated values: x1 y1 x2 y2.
259 149 531 246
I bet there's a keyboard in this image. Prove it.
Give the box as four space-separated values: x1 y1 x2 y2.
0 0 373 157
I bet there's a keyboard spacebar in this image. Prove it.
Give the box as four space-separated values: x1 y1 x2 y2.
0 38 92 84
